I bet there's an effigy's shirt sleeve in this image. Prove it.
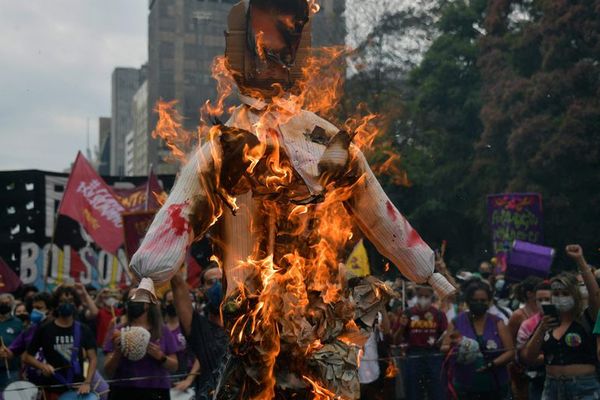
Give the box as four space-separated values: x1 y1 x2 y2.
346 147 454 298
129 141 217 290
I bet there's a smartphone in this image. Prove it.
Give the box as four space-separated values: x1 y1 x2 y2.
542 304 560 322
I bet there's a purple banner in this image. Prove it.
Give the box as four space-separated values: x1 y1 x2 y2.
487 193 543 260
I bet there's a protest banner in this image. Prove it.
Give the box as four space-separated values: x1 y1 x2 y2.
487 193 543 269
0 168 174 289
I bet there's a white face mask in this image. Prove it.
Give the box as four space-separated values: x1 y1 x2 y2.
552 296 575 312
579 286 589 299
105 297 118 307
417 296 432 309
407 296 417 308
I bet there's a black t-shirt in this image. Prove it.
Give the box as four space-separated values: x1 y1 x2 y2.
186 313 228 400
27 320 96 385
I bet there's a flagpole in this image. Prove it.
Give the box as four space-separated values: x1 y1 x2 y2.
145 164 154 212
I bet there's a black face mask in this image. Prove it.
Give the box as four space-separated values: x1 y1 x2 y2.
0 304 11 315
57 302 76 318
16 314 29 322
164 304 177 317
126 301 147 320
468 301 488 316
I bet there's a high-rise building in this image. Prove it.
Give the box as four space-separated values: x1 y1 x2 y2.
132 80 149 176
312 0 347 47
147 0 234 174
125 130 135 176
110 67 142 176
97 117 111 175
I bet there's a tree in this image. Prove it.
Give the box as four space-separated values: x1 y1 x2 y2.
475 0 600 267
393 0 490 269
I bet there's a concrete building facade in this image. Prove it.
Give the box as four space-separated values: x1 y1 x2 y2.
125 130 135 176
147 0 234 174
97 117 112 175
132 80 149 176
110 67 142 176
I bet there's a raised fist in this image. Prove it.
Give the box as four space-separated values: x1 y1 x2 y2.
565 244 584 260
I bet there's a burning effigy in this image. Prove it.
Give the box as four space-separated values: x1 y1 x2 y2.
129 0 455 398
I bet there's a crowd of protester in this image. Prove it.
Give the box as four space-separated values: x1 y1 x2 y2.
360 244 600 400
0 244 599 399
0 266 226 400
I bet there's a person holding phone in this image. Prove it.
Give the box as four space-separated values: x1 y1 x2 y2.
522 245 600 400
515 281 552 400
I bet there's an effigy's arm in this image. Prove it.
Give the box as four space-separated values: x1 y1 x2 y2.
345 147 455 298
129 141 219 298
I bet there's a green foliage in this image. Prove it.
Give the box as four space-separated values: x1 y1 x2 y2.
475 0 600 268
346 0 600 272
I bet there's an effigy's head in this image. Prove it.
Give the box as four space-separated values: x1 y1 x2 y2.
225 0 311 97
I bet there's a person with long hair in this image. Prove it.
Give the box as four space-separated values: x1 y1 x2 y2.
441 280 514 399
104 298 178 400
522 245 600 400
507 276 543 400
516 281 552 400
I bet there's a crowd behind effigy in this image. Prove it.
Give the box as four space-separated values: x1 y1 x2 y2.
0 245 599 400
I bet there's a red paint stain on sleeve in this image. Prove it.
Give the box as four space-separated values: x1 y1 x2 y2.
168 203 190 236
407 227 425 247
386 201 398 222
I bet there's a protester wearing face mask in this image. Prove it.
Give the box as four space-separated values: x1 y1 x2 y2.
23 286 97 399
162 290 198 380
479 261 494 281
506 276 542 400
95 289 123 347
171 271 228 400
523 247 600 400
515 281 552 400
14 303 29 327
396 285 448 400
0 293 23 387
0 293 53 384
442 280 514 399
104 296 178 400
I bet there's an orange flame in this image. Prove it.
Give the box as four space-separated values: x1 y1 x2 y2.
255 30 267 61
152 100 192 162
385 360 399 378
303 376 338 400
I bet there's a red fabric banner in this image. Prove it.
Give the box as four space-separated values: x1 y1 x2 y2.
0 257 22 293
58 152 126 253
122 211 157 262
113 169 165 212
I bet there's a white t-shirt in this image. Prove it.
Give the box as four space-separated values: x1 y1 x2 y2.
358 330 380 384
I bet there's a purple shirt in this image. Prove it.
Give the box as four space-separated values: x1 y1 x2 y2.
9 324 37 355
104 324 178 389
10 324 45 382
170 325 194 373
453 312 508 391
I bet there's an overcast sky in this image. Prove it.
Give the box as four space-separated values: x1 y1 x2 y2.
0 1 147 172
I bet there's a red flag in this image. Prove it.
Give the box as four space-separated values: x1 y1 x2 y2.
112 169 165 211
58 152 125 253
0 258 22 293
